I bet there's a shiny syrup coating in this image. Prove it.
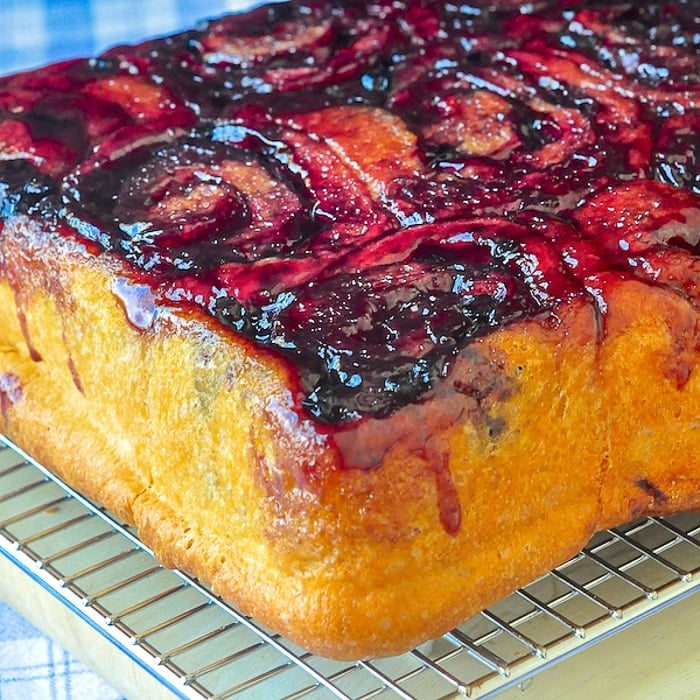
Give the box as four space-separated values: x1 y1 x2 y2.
0 0 698 425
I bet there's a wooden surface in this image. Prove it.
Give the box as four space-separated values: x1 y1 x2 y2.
498 592 700 699
2 549 700 699
0 554 177 700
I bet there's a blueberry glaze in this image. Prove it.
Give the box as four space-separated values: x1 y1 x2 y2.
0 0 698 424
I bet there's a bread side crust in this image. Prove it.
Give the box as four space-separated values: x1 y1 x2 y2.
2 216 700 659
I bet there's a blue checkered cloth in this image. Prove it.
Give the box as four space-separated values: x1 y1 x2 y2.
0 0 261 75
0 600 123 700
0 3 272 696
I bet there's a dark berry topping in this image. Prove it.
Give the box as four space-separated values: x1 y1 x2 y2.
1 0 698 425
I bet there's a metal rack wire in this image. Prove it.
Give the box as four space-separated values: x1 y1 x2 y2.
2 433 700 699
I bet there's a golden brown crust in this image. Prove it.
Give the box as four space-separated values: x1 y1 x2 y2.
3 213 700 659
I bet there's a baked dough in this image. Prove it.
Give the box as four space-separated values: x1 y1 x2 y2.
1 0 699 659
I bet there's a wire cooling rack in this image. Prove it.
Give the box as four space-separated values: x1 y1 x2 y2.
2 433 700 699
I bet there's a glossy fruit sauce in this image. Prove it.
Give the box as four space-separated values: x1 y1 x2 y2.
0 0 698 425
